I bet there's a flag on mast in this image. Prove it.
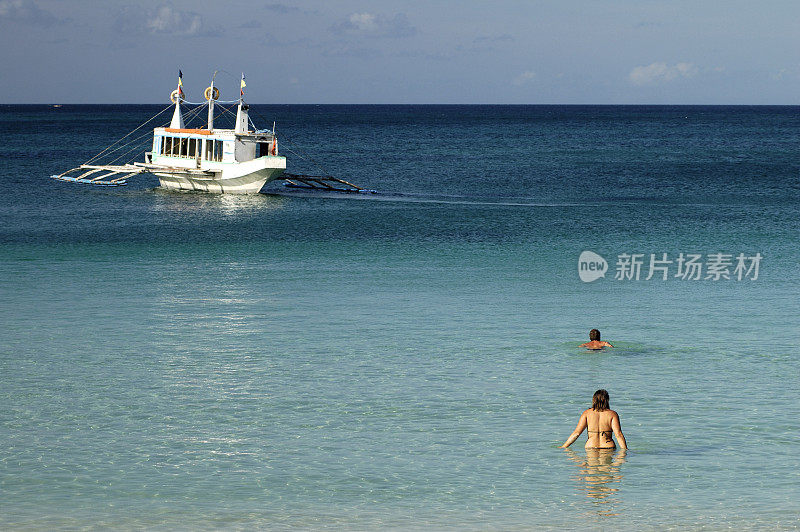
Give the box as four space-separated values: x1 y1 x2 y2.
240 73 246 97
178 70 184 96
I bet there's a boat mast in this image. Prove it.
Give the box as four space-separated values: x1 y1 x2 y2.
207 70 217 131
170 99 185 129
234 72 249 135
170 70 185 129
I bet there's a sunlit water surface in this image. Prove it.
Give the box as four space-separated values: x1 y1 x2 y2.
1 105 799 529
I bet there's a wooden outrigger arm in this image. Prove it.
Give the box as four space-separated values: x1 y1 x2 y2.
281 173 376 193
53 167 376 193
51 163 217 186
50 164 149 186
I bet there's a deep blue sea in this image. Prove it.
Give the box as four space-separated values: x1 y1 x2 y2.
1 104 799 529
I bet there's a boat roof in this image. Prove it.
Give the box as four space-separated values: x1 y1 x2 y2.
154 126 274 141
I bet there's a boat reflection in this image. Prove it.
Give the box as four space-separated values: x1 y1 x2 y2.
150 188 287 215
563 448 626 517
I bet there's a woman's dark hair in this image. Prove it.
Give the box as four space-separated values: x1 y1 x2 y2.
589 329 601 341
592 389 610 411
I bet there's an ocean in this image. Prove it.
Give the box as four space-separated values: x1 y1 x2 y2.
1 104 799 529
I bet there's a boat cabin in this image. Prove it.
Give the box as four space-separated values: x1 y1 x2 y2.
147 93 277 169
151 128 276 167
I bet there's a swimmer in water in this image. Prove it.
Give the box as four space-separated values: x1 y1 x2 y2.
560 389 627 449
579 329 614 350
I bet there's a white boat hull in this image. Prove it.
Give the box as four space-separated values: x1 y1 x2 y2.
155 156 286 194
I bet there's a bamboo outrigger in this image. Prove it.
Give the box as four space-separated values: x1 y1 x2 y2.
53 164 147 186
282 173 374 193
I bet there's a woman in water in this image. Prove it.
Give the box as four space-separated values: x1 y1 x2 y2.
579 329 614 350
560 389 627 449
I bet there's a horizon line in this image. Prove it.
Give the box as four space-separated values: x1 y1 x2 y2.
5 102 800 106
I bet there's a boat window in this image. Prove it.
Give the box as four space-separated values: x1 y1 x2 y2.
204 139 212 161
163 137 171 156
188 138 196 158
214 140 223 162
179 138 187 157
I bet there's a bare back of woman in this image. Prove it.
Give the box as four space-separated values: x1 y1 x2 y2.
585 409 618 449
560 389 627 450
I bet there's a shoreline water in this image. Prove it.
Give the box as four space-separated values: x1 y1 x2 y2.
2 104 799 529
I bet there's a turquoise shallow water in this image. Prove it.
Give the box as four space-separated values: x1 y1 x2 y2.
1 105 800 529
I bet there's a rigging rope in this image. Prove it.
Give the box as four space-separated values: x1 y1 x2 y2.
179 99 241 106
280 145 334 177
105 125 166 165
84 103 173 165
92 103 201 166
247 105 336 177
88 123 164 165
105 103 210 165
177 103 209 130
213 103 239 124
89 103 204 167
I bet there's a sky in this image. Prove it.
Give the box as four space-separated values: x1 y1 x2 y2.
1 0 799 104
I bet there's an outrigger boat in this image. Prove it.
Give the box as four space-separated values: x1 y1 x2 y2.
52 71 371 194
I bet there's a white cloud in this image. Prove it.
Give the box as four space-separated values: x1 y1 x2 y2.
330 12 417 38
771 66 800 81
513 71 535 86
0 0 19 15
629 62 698 85
145 4 219 36
264 3 317 15
0 0 58 26
147 5 199 34
349 13 377 31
